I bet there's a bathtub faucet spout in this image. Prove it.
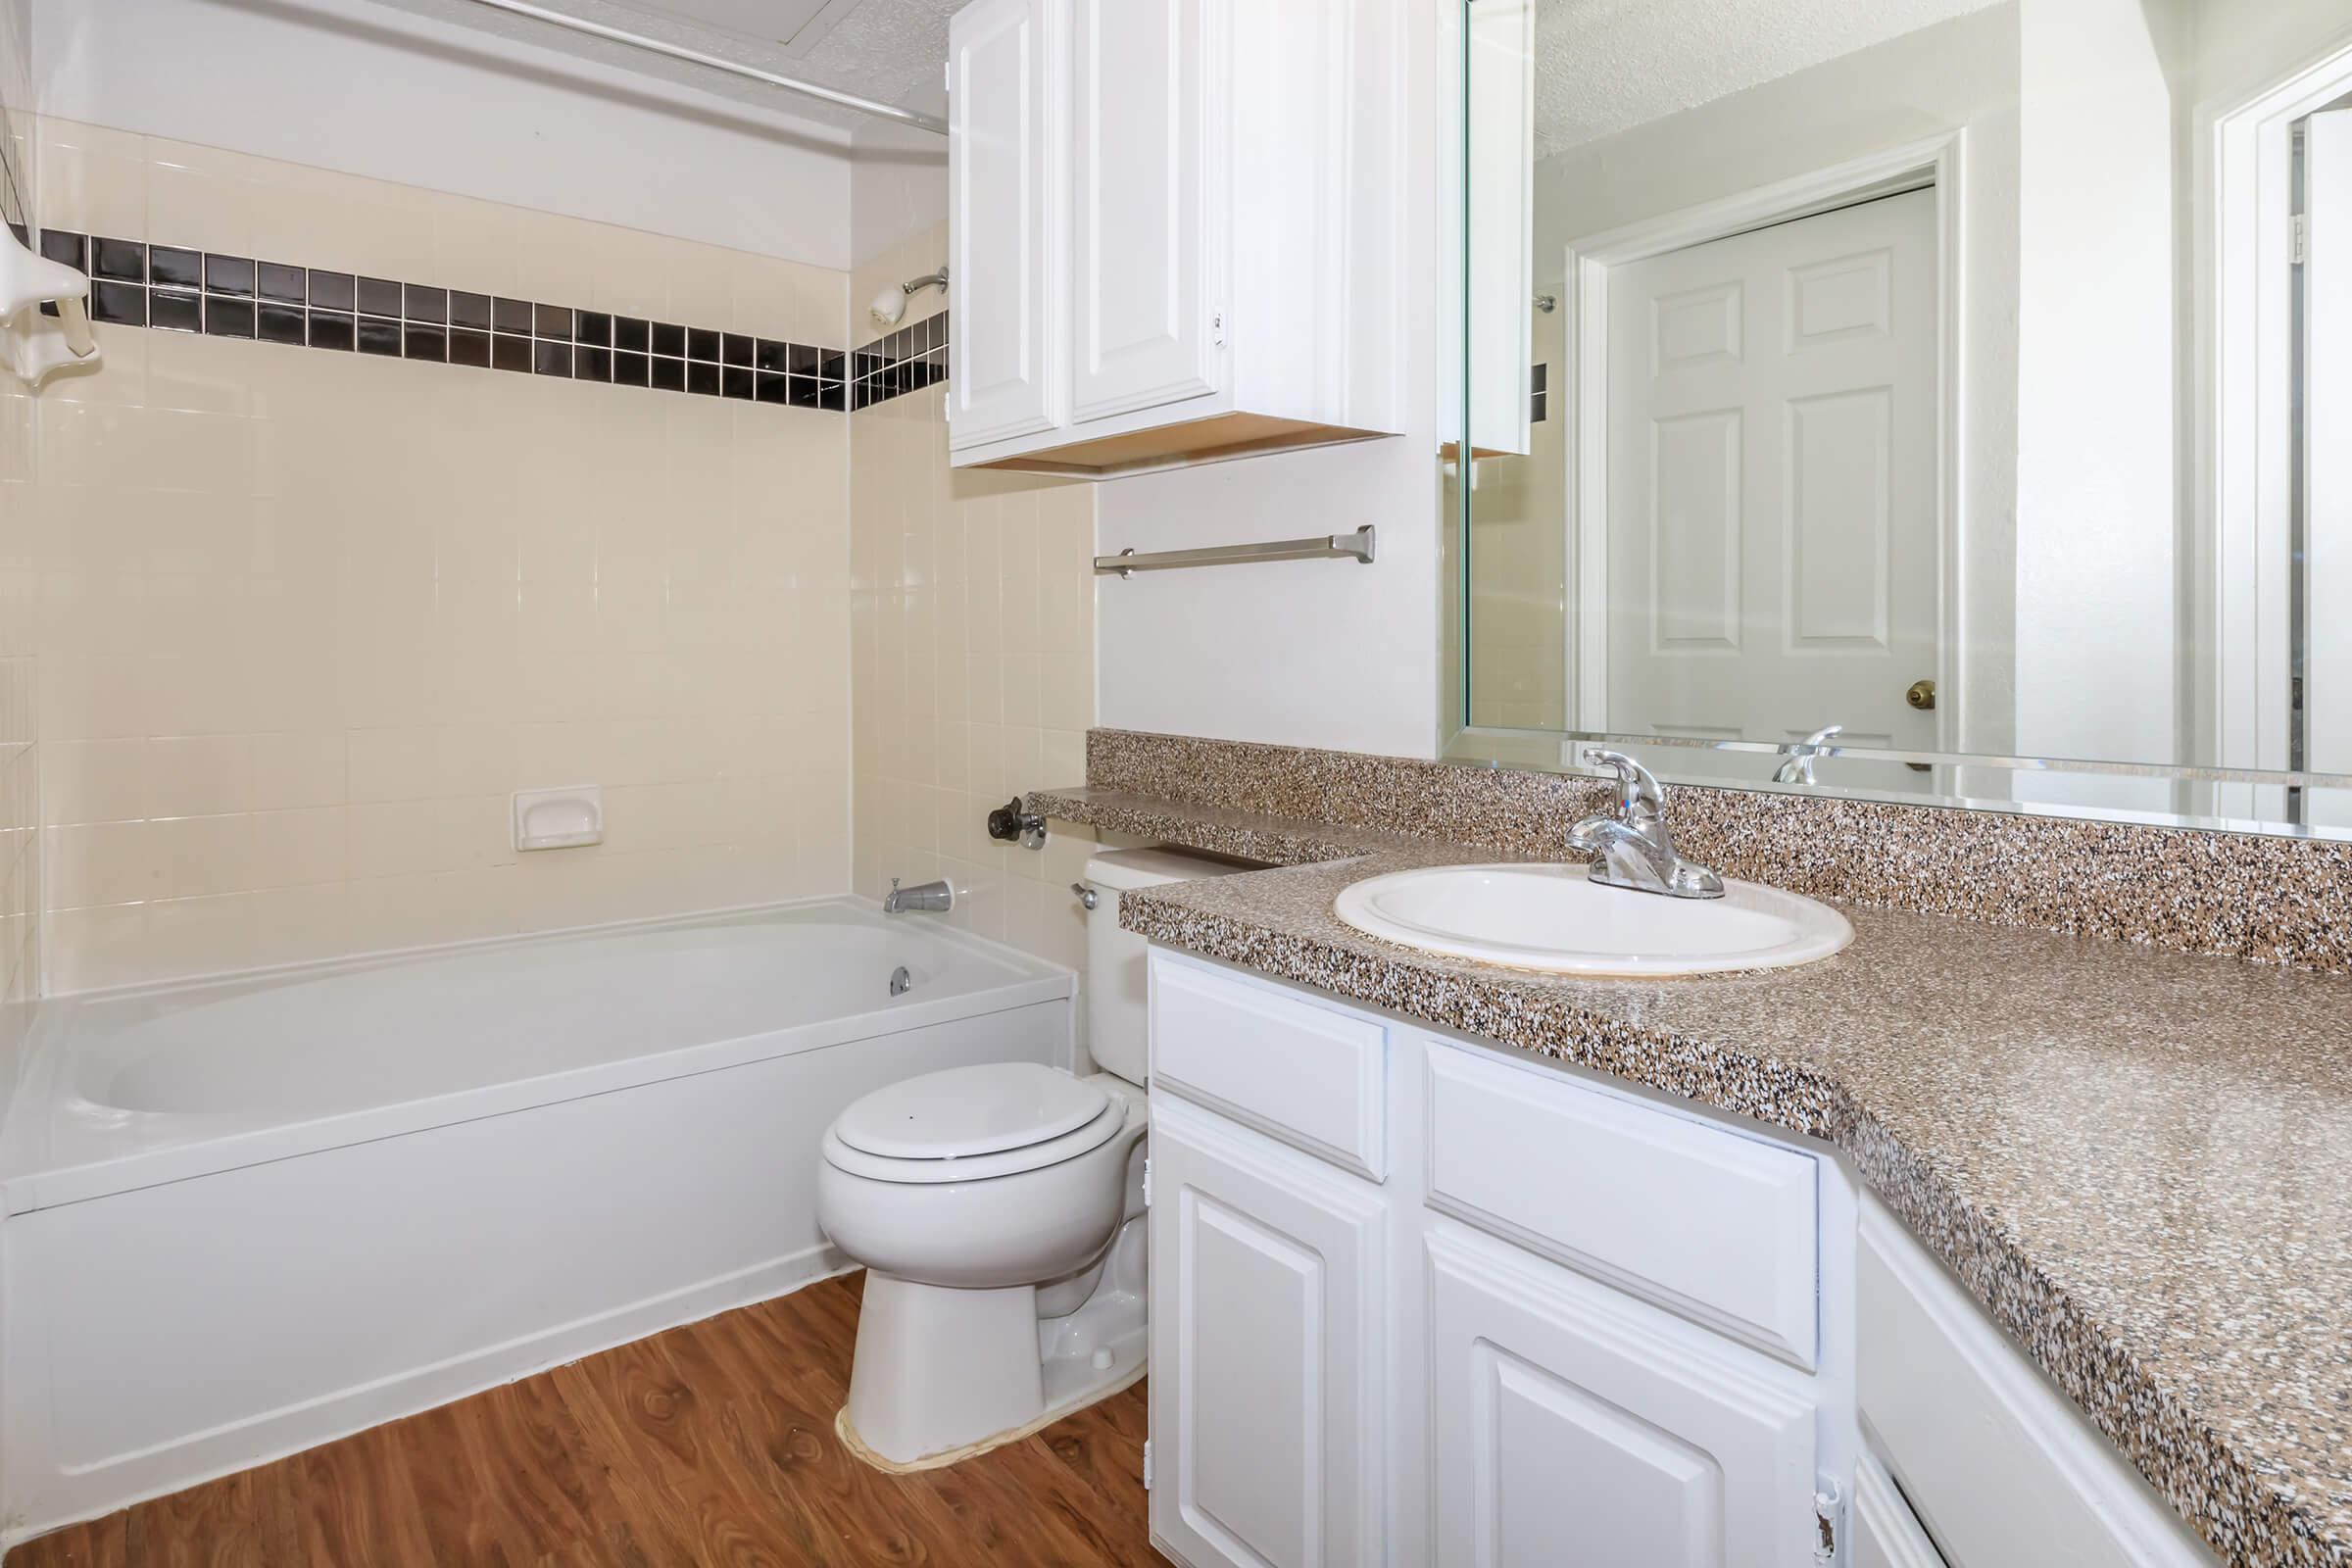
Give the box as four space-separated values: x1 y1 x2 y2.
882 878 955 915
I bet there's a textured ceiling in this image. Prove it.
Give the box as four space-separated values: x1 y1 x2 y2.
795 0 956 118
1534 0 2005 159
364 0 957 137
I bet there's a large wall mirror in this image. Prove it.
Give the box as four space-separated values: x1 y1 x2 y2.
1447 0 2352 835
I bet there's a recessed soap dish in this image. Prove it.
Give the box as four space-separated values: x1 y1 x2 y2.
514 786 603 851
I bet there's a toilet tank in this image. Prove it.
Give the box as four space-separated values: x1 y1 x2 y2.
1084 848 1244 1084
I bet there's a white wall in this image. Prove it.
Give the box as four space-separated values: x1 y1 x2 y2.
28 0 856 269
1095 432 1446 758
2010 0 2180 804
1093 1 1445 760
849 117 947 275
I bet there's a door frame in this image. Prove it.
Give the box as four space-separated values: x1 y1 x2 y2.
1558 133 1966 754
2202 36 2352 821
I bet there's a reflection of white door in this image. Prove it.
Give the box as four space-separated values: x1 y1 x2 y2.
2307 109 2352 827
1605 188 1939 774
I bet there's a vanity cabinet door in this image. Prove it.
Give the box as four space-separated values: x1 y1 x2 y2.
1428 1224 1820 1568
1067 0 1222 423
948 0 1063 448
1149 1095 1387 1568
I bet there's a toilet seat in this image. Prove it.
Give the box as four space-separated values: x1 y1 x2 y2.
822 1063 1131 1185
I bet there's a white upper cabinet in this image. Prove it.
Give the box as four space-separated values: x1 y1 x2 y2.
948 0 1062 447
949 0 1405 476
1069 0 1215 422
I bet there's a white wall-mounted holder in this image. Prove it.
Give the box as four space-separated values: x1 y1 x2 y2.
0 227 101 389
513 786 604 851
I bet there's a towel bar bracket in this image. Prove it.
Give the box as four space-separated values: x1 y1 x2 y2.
1095 525 1376 578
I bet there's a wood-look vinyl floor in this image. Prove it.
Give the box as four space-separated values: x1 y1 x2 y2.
5 1273 1164 1568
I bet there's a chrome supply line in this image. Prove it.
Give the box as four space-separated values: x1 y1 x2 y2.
460 0 949 136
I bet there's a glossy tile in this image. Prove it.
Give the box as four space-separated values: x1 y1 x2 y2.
17 110 856 995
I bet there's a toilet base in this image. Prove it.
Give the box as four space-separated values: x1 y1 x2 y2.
835 1358 1146 1475
839 1216 1149 1472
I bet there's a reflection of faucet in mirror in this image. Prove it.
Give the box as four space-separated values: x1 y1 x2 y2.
1774 725 1845 787
1568 750 1725 901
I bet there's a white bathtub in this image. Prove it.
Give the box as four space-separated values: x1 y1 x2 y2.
0 900 1074 1543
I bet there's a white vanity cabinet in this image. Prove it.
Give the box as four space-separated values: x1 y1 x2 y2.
1426 1224 1822 1567
1147 1095 1388 1568
1145 949 1847 1568
1144 948 2229 1568
945 0 1404 477
1854 1200 2221 1568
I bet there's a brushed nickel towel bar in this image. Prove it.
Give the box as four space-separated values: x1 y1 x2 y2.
1094 525 1377 578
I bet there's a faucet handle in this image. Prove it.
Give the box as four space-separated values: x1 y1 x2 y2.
1581 748 1665 819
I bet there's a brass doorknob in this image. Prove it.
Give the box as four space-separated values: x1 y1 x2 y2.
1905 678 1937 711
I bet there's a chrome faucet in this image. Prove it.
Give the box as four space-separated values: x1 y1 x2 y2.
1773 724 1844 786
882 877 955 914
1568 750 1724 900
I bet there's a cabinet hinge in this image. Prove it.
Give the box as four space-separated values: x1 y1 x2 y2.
1142 1156 1152 1208
1142 1439 1153 1491
943 59 952 95
2293 213 2309 266
1210 311 1226 349
1814 1476 1844 1561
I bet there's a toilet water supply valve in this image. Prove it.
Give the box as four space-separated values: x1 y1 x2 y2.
987 797 1049 850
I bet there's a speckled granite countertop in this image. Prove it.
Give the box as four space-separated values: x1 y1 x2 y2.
1031 783 2352 1568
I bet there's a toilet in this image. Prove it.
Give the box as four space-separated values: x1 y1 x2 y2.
816 847 1238 1468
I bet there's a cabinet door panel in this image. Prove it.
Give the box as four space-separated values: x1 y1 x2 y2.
1069 0 1220 421
949 0 1061 446
1150 1097 1386 1568
1429 1224 1818 1568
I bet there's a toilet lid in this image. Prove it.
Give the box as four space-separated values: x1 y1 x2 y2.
833 1062 1111 1161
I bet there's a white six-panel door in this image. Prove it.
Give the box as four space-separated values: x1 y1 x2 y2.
1604 188 1940 771
1429 1224 1819 1568
1149 1096 1387 1568
948 0 1062 447
1069 0 1221 422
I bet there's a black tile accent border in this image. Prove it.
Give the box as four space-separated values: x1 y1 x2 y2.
52 231 851 415
850 309 953 413
150 289 202 334
93 238 146 282
204 296 256 338
309 270 356 313
150 247 201 290
258 303 304 345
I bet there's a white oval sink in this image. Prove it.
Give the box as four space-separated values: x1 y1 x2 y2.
1333 862 1853 977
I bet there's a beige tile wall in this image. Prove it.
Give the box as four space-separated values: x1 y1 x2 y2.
848 224 1102 1026
0 391 32 1092
8 117 853 993
0 0 26 229
0 651 31 1030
